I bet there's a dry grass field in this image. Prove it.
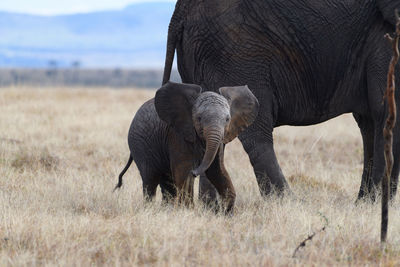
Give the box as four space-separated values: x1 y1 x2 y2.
1 87 400 266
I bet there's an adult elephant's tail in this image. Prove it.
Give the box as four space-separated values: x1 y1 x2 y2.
162 1 185 85
113 155 133 191
162 23 177 85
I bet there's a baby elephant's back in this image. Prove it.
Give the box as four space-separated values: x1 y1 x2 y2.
128 98 169 171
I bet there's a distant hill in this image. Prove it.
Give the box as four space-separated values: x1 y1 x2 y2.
0 2 175 68
0 68 181 88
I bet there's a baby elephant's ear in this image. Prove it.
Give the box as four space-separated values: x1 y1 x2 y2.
155 82 202 142
219 85 259 143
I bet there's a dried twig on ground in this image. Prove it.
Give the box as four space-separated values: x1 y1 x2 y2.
292 212 328 258
382 10 400 244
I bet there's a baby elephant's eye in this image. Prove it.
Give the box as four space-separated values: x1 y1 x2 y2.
197 116 202 122
226 116 230 122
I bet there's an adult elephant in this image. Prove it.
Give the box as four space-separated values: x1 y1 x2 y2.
162 0 400 202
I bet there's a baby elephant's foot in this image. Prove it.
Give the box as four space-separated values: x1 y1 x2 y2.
222 193 236 216
224 207 234 216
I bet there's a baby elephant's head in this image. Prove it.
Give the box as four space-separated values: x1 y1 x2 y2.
155 82 259 177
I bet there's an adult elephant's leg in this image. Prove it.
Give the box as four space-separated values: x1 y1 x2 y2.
353 113 375 200
239 125 290 197
365 54 392 201
199 173 219 208
356 111 400 201
368 120 386 201
366 101 400 201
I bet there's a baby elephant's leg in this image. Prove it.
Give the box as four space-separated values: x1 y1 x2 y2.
205 150 236 214
142 179 158 202
199 173 219 211
171 160 195 207
139 166 160 202
160 175 177 204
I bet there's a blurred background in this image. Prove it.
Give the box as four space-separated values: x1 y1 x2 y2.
0 0 180 88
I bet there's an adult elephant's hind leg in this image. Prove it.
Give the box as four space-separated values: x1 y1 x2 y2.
353 113 375 201
239 127 290 197
368 114 386 201
363 57 393 201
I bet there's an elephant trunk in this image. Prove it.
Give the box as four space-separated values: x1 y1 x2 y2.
191 126 224 177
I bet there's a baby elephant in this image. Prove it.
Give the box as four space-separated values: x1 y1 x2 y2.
115 82 259 213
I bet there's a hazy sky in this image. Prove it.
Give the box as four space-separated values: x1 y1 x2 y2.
0 0 176 15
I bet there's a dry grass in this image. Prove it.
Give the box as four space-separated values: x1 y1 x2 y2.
1 87 399 266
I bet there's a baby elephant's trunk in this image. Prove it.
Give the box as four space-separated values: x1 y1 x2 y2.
191 126 224 177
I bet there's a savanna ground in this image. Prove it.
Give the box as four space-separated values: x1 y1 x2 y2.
0 87 399 266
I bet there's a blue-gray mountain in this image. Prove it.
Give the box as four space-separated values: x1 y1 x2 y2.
0 2 175 68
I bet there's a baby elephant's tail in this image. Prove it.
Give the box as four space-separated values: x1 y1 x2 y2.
114 156 133 192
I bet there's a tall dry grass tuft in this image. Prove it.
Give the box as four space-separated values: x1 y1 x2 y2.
0 87 399 265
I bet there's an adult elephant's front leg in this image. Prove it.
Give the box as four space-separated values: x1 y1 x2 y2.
239 129 290 196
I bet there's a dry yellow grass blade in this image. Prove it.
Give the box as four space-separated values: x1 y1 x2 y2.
0 87 399 265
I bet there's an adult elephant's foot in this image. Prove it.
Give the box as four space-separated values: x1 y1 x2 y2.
355 168 378 203
356 178 397 204
356 185 377 204
356 173 400 204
